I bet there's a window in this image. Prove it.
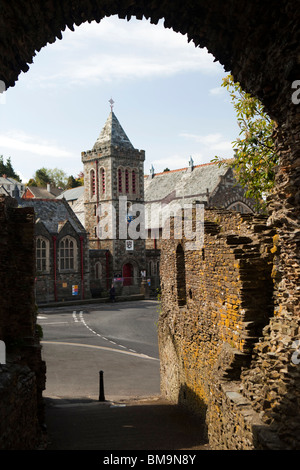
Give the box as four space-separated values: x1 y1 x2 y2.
101 168 105 194
125 169 129 193
90 169 96 197
176 244 186 306
59 236 77 271
36 237 49 272
118 168 122 193
95 262 102 279
132 170 136 193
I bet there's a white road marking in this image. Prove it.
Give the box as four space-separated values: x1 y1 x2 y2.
75 310 138 354
41 341 159 361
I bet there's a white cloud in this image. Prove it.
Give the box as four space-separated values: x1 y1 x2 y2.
180 132 233 154
0 131 73 158
30 16 222 87
209 86 225 96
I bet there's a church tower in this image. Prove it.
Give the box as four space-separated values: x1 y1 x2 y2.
81 102 146 288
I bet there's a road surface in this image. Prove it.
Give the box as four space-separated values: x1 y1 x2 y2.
39 300 161 401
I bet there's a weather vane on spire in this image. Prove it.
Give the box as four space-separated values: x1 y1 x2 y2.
109 98 115 112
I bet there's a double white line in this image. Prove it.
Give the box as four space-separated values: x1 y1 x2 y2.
72 310 138 355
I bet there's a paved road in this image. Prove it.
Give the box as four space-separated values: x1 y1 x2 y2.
39 300 161 400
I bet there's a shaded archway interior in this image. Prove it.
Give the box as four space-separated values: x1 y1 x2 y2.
1 0 299 125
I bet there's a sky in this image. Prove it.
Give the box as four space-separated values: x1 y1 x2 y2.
0 15 240 184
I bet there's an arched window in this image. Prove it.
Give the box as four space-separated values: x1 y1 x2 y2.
125 169 129 193
176 244 186 306
132 170 136 194
90 169 96 198
36 237 49 272
59 236 77 271
100 168 105 194
227 201 253 214
95 262 102 280
118 168 123 193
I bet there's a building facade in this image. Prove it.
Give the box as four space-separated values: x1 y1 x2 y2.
81 110 146 296
59 108 258 299
19 198 90 304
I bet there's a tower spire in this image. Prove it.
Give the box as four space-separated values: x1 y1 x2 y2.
109 98 114 112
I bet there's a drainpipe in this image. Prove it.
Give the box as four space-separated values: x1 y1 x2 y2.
95 159 100 249
106 250 110 290
80 236 84 300
52 236 58 302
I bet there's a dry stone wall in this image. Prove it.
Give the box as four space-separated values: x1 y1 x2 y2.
0 195 46 449
159 208 300 449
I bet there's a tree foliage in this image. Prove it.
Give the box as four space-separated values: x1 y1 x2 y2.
212 74 278 209
0 156 21 182
28 167 84 190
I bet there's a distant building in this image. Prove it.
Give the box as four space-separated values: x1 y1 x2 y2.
19 198 90 304
57 106 256 298
0 175 25 198
144 160 256 250
23 184 63 200
57 186 85 227
81 109 146 296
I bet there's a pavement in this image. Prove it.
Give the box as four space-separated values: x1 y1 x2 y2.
44 395 210 452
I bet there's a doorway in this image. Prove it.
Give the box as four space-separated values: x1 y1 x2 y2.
123 262 133 286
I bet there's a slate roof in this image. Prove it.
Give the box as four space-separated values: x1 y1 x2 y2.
0 176 21 186
92 111 134 150
19 198 86 235
144 161 229 204
57 186 84 202
24 186 56 199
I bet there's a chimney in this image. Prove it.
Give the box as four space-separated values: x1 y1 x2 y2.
47 183 51 192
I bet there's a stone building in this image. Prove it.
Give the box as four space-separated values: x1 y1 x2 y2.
60 110 256 297
0 0 299 451
23 184 62 200
143 159 256 293
81 108 146 296
0 176 25 198
158 208 287 449
19 198 90 304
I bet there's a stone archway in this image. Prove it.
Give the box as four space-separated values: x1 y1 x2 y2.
0 0 299 450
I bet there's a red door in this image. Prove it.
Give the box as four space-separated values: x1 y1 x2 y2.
123 263 133 286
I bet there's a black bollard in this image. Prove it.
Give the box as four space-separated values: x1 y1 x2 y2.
99 370 105 402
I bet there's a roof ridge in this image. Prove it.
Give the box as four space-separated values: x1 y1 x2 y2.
144 159 229 178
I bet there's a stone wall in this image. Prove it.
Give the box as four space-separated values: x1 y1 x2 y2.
159 208 300 450
0 195 46 449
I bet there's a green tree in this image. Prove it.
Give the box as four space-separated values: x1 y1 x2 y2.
30 167 68 189
47 168 68 189
0 156 21 181
34 168 51 187
66 175 81 189
212 74 278 209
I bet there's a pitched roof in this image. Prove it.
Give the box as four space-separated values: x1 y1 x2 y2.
23 186 56 199
19 198 86 234
93 111 134 150
0 176 21 186
57 186 84 201
144 161 229 203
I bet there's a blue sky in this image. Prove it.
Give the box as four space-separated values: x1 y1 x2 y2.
0 15 239 183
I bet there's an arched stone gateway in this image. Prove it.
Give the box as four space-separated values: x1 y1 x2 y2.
0 0 299 450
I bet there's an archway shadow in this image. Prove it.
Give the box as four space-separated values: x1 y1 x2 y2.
44 395 209 450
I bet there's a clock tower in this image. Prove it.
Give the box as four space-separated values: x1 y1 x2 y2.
81 102 146 289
